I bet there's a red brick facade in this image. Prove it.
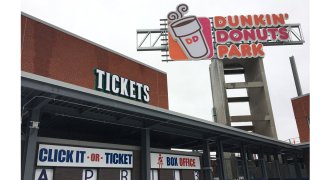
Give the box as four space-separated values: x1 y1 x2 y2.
291 94 310 142
21 15 169 109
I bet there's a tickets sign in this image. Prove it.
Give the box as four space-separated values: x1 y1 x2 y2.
150 153 200 170
37 144 133 168
94 68 150 103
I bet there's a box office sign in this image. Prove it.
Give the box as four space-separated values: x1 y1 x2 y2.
150 153 200 170
165 4 300 60
37 144 133 168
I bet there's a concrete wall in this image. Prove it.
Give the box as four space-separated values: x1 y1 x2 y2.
209 59 277 138
242 59 277 138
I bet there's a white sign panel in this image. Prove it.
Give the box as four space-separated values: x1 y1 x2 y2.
34 169 53 180
82 169 97 180
174 170 180 180
194 171 200 180
150 153 200 170
150 170 159 180
37 144 133 168
120 169 131 180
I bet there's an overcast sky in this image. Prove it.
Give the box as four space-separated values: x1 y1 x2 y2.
22 0 309 141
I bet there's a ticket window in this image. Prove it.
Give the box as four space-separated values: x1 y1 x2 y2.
174 170 180 180
150 169 159 180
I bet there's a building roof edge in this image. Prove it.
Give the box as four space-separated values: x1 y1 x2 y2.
21 12 167 75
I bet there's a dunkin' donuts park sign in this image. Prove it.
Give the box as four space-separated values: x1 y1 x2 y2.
137 4 304 61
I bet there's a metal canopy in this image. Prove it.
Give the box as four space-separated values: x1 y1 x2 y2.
21 71 306 153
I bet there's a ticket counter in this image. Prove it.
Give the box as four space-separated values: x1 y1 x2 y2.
32 140 203 180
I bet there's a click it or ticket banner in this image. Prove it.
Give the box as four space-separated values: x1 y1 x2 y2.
37 144 133 168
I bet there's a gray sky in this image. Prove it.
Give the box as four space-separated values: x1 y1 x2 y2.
22 0 309 141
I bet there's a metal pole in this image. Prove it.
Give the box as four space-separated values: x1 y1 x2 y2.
22 108 41 180
294 154 302 180
289 56 303 96
202 140 213 180
141 128 151 180
259 150 268 180
216 138 225 180
240 144 250 180
273 153 283 180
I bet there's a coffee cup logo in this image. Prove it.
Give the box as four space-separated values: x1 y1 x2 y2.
167 4 213 60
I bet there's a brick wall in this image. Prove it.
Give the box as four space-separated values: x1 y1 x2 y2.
21 14 168 109
291 94 310 142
